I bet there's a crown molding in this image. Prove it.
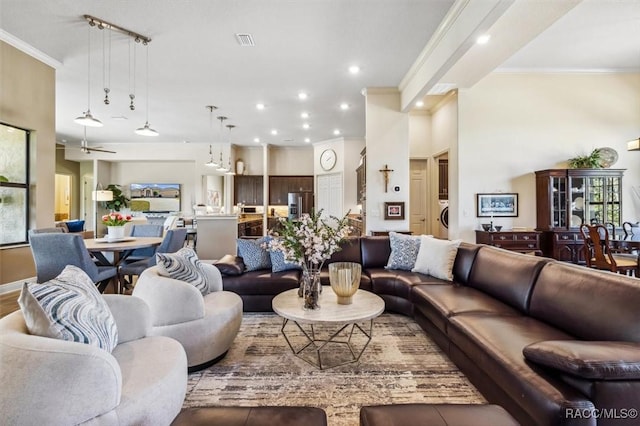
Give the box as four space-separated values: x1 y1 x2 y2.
0 29 62 69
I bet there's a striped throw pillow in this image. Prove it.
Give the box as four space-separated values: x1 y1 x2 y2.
156 247 209 295
18 265 118 352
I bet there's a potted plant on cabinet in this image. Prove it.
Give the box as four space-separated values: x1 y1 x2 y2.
568 148 602 169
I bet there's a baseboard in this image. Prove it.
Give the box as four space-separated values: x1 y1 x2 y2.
0 277 36 294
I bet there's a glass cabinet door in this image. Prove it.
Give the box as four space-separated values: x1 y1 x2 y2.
551 176 567 228
569 174 622 228
584 176 622 227
568 176 585 227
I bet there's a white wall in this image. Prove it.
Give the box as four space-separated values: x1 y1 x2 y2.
409 111 431 159
313 137 365 216
268 146 314 175
109 161 196 214
456 73 640 242
364 88 410 233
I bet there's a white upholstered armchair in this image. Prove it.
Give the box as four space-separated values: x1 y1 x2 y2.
133 262 243 371
0 295 187 425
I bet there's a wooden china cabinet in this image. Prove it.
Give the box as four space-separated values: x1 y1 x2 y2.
535 168 624 263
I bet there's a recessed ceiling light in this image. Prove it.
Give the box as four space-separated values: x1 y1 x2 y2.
256 103 265 110
348 65 360 74
340 103 350 110
415 100 424 107
303 123 310 129
298 92 308 100
476 34 491 45
271 129 278 135
254 137 260 143
300 112 309 119
333 129 341 136
304 138 311 143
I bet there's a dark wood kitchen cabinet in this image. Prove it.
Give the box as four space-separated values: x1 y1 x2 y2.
268 176 314 205
234 175 263 205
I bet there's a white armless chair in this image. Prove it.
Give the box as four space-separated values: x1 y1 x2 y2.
133 262 243 371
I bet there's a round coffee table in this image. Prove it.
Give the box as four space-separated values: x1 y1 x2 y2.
272 287 385 369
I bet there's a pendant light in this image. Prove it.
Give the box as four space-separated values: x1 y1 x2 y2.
225 124 236 175
75 24 103 127
205 106 219 167
102 27 111 105
135 44 158 136
205 145 217 167
216 116 229 172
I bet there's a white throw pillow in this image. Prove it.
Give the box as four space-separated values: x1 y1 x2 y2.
412 235 462 281
156 247 209 295
18 265 119 352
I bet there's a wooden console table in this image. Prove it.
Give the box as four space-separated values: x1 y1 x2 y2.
475 230 542 256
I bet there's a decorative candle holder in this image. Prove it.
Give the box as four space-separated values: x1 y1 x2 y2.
328 262 362 305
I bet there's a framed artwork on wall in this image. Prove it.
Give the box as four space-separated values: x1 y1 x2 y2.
384 202 405 220
476 193 518 217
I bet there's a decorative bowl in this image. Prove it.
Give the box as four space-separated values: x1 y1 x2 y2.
328 262 362 305
494 225 503 231
481 223 491 231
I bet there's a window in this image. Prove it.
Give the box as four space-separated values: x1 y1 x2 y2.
0 123 29 246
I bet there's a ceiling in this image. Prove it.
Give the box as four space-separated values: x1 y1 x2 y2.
1 0 639 151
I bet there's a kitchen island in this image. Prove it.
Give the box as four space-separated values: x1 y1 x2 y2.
195 215 238 260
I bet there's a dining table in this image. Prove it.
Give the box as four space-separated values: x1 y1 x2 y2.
85 236 164 293
610 233 640 255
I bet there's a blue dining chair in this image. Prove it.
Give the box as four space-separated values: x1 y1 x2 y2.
120 224 164 262
118 228 188 290
28 232 117 292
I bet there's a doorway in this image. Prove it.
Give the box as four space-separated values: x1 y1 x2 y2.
83 175 94 233
409 160 428 235
54 174 71 222
432 153 449 239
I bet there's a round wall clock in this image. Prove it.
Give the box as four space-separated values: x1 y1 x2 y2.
320 149 337 171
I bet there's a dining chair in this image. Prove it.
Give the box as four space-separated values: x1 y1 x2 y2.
28 232 118 292
579 224 638 276
118 228 188 291
30 227 65 234
623 221 639 238
120 224 164 262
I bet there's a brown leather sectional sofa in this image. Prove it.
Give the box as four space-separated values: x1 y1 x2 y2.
216 236 640 426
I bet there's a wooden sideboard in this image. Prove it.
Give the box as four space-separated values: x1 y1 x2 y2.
475 230 542 256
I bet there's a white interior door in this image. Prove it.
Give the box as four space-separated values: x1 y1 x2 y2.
316 173 343 220
409 160 428 235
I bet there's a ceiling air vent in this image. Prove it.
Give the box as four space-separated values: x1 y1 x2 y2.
235 33 255 46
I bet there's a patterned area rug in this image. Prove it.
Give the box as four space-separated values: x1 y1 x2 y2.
184 313 485 425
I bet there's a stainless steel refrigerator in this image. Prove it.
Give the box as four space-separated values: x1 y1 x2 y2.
288 192 314 220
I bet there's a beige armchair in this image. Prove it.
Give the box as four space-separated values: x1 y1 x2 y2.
0 295 187 425
133 263 243 371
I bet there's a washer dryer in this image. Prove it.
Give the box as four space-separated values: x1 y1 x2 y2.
438 200 449 238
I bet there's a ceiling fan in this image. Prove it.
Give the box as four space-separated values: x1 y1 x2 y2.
57 128 116 154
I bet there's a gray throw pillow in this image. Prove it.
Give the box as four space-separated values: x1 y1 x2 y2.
18 265 118 353
385 232 422 271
